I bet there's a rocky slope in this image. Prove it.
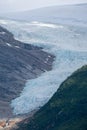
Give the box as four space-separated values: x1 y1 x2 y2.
0 26 55 119
14 65 87 130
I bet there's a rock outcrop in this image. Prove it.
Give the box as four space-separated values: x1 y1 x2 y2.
0 26 55 119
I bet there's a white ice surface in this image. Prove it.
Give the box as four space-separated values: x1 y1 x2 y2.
1 3 87 26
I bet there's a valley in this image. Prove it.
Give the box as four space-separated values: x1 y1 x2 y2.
0 3 87 130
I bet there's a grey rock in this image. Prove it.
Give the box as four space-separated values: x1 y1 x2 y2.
0 26 55 118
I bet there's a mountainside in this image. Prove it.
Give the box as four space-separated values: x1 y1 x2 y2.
0 3 87 129
0 26 54 119
2 3 87 25
15 65 87 130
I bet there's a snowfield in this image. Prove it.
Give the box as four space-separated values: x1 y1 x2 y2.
1 3 87 26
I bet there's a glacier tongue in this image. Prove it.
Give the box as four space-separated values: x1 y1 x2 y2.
0 20 87 115
11 50 87 115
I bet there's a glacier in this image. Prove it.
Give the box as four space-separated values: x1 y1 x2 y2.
0 19 87 115
2 3 87 26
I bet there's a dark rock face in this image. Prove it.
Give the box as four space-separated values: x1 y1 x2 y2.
0 26 55 118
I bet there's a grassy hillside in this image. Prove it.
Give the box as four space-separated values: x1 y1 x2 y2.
16 65 87 130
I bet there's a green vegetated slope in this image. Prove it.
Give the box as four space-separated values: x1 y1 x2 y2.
17 65 87 130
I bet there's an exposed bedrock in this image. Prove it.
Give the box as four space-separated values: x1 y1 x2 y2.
0 26 55 118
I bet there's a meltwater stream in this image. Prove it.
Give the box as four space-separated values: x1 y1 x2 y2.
0 20 87 115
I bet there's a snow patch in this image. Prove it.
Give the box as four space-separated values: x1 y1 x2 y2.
0 32 6 35
6 43 12 47
0 20 8 25
31 21 63 29
15 46 20 48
